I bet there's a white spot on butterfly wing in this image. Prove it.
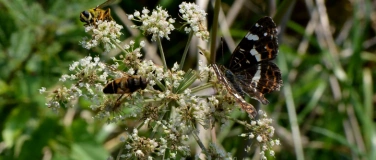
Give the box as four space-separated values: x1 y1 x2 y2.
250 48 258 55
250 47 261 61
252 65 262 87
246 33 259 41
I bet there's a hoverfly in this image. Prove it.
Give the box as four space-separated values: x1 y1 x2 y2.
103 74 148 110
103 75 148 94
80 0 116 26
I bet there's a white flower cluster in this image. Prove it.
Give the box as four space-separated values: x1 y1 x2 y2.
43 56 110 111
122 124 190 159
193 99 215 129
128 6 175 41
137 60 159 84
151 62 185 89
179 2 209 41
122 129 159 159
112 40 145 71
61 56 108 85
158 121 191 156
174 95 210 128
80 20 123 52
240 110 280 159
198 60 211 80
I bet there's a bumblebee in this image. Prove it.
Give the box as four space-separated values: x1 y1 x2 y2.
80 0 115 26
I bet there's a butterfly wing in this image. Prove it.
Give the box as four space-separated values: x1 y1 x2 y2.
212 64 258 118
233 61 282 105
213 17 282 117
228 17 279 71
228 17 282 104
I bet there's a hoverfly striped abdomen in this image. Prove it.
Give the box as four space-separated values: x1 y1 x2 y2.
103 75 148 94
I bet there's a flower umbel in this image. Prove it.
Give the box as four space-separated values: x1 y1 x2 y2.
179 2 209 41
240 110 280 159
113 40 146 71
43 56 109 111
129 6 175 41
80 20 123 52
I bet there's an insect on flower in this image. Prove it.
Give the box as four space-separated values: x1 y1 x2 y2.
213 17 282 118
103 74 148 110
80 0 116 26
103 75 148 95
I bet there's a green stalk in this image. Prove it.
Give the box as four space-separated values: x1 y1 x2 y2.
112 39 128 55
191 130 208 154
190 83 214 93
156 36 168 71
363 68 374 159
179 31 194 70
153 76 166 92
136 120 146 130
175 70 198 93
115 144 124 160
209 0 221 64
225 115 252 129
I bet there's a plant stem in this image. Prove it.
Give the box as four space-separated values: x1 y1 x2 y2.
117 97 169 107
191 83 214 93
112 39 128 54
209 0 221 64
116 143 124 160
225 115 252 129
153 76 166 91
137 119 146 130
175 70 197 93
192 130 208 154
150 103 168 138
156 37 168 71
179 31 194 70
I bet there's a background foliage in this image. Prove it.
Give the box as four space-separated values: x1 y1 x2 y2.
0 0 375 159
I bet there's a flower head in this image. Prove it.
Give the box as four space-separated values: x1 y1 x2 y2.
179 2 209 41
240 109 279 159
43 56 122 112
112 40 146 70
129 6 175 41
80 20 123 52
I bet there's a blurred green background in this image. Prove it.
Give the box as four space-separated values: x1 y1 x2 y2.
0 0 375 159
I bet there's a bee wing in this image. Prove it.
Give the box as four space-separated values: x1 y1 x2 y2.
97 0 117 9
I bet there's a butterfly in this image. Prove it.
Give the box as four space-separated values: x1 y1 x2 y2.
213 16 282 118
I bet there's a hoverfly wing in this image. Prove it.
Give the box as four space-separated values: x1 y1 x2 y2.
97 0 117 9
